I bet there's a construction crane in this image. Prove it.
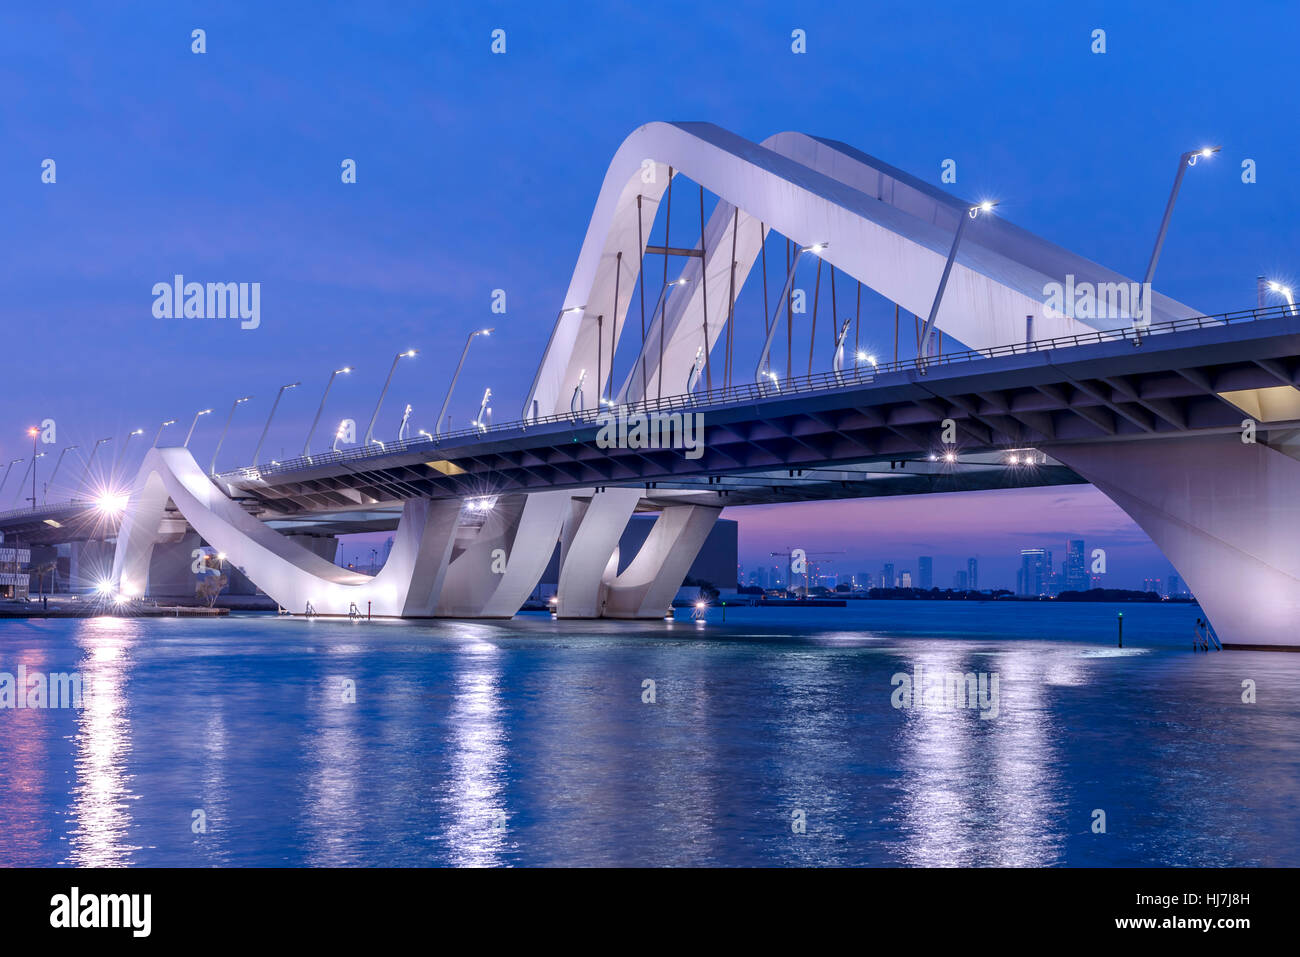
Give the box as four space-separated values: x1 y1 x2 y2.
768 547 846 597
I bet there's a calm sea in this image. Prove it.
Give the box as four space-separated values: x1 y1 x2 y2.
0 601 1295 866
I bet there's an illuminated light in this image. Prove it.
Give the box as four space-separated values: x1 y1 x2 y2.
216 552 226 562
404 349 418 357
94 491 130 516
121 582 140 597
95 580 114 596
944 451 957 463
929 453 938 461
695 601 706 609
1008 455 1020 465
43 519 62 528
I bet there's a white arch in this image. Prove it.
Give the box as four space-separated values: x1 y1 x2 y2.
111 448 462 616
528 121 1201 414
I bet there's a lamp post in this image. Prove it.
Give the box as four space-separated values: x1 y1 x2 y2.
755 243 827 385
647 278 690 401
436 331 491 437
184 409 213 448
364 350 417 446
522 305 585 421
253 381 299 466
210 396 251 475
919 203 996 358
0 459 22 499
18 452 45 508
27 427 39 508
112 428 144 483
80 437 112 493
303 367 351 456
855 351 878 381
152 419 176 448
44 445 78 503
1145 147 1220 290
1268 281 1297 317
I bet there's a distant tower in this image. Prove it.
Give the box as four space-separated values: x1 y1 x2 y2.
883 562 896 588
967 557 978 591
918 556 933 590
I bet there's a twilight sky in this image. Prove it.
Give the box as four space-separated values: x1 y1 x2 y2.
2 2 1295 588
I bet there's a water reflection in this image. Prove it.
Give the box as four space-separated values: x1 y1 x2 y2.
893 645 1061 866
442 634 507 866
69 617 139 866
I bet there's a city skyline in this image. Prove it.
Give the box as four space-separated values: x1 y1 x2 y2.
735 484 1177 591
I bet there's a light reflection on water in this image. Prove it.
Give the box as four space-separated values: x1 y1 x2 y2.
0 601 1295 867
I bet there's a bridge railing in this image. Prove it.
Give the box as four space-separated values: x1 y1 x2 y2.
219 301 1297 482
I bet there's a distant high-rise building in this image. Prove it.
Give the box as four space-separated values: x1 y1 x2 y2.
954 570 968 589
1143 577 1162 594
770 565 782 587
883 562 895 589
918 556 933 590
900 570 912 588
967 557 978 591
1019 548 1051 596
1167 574 1185 597
857 571 871 590
1065 539 1088 592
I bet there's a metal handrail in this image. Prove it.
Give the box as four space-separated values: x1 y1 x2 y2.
220 302 1298 482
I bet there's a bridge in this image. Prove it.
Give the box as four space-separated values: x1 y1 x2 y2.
8 122 1297 646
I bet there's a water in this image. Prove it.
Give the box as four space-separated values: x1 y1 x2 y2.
0 601 1296 867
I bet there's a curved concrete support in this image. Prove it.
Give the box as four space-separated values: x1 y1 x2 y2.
435 489 573 618
111 447 462 616
603 503 722 619
555 487 642 618
1051 435 1300 648
529 121 1201 416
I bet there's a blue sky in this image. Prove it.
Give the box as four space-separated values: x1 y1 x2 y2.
2 1 1294 588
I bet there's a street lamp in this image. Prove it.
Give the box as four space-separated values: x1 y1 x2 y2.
303 367 351 456
1139 146 1220 322
184 409 213 448
0 459 22 499
647 278 691 401
253 381 300 466
364 350 417 447
522 305 586 421
80 436 112 493
44 445 78 503
919 203 996 357
27 427 38 508
152 419 176 448
436 331 491 437
755 243 827 384
112 428 145 482
1267 281 1297 316
16 452 45 508
210 396 251 475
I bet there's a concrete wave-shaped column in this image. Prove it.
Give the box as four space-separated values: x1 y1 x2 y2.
111 447 461 616
602 503 722 619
